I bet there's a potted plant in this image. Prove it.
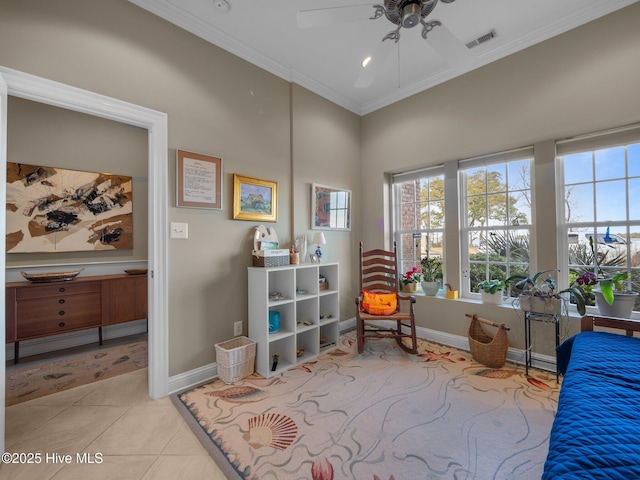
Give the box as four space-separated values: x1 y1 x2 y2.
477 279 506 305
506 270 586 315
420 254 443 296
585 235 638 318
594 276 638 318
577 268 638 318
400 266 423 293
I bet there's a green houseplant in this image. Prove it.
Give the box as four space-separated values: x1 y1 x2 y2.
420 254 443 296
506 269 586 315
477 279 506 305
478 279 506 294
586 236 638 317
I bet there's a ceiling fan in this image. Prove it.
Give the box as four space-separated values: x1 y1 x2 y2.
297 0 475 88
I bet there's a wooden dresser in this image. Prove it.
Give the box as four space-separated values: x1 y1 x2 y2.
6 273 148 363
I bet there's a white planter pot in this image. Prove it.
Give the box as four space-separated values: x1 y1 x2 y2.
519 295 562 315
421 281 440 296
595 291 638 319
481 290 503 305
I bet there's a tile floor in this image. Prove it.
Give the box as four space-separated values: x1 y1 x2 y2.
2 368 228 480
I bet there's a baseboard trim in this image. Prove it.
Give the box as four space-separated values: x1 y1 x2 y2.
6 319 148 361
417 324 555 372
342 318 556 373
167 319 556 395
169 362 218 395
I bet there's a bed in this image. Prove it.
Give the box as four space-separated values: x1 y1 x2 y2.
542 315 640 480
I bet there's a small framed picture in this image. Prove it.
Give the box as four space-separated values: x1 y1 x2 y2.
176 150 223 209
311 183 351 231
233 174 278 222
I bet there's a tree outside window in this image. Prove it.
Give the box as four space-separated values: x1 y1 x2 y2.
461 157 532 294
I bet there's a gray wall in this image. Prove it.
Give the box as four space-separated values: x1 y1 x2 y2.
291 84 362 318
0 0 361 376
361 3 640 354
2 0 639 368
7 97 149 264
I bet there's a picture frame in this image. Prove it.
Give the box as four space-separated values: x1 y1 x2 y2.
233 174 278 222
6 162 134 253
176 150 223 209
311 183 351 231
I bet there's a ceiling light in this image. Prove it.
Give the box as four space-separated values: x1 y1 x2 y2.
401 2 422 28
361 56 372 68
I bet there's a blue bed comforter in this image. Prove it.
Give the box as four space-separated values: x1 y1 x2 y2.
543 331 640 479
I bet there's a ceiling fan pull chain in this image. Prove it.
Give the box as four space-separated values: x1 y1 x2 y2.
397 40 401 89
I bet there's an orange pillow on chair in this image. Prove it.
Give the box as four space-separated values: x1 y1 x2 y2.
361 290 398 315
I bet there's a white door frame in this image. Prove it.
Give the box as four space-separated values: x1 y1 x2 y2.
0 66 169 450
0 67 7 455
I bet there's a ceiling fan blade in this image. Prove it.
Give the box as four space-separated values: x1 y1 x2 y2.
354 38 396 88
426 23 475 68
297 4 375 29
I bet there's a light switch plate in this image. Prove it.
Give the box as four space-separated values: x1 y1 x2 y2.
170 222 188 239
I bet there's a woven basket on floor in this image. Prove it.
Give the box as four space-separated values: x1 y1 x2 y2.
467 313 510 368
215 336 256 384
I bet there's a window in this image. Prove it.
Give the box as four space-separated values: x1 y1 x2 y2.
393 168 445 281
459 148 533 295
557 126 640 312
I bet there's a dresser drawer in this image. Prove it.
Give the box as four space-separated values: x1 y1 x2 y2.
16 293 101 339
16 281 101 300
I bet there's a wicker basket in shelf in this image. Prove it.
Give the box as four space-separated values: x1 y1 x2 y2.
215 336 257 384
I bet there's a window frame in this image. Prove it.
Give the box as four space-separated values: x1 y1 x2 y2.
459 147 534 298
556 125 640 317
392 167 446 290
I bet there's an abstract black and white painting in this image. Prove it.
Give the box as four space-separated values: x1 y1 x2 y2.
6 162 133 253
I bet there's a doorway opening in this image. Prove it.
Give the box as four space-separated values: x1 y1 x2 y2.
0 66 169 451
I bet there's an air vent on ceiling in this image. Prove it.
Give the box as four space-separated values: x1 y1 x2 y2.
466 29 497 49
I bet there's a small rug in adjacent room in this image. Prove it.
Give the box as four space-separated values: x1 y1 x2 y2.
173 334 559 480
6 339 147 406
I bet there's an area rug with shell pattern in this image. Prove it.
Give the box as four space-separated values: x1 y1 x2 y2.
172 333 559 480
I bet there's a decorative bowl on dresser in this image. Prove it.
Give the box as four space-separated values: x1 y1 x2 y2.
21 269 84 283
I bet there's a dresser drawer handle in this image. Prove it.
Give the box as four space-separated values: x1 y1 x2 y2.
59 299 65 304
58 322 66 328
58 310 65 316
59 287 66 293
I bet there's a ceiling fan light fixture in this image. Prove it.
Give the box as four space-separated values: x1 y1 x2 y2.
401 2 422 28
361 56 372 68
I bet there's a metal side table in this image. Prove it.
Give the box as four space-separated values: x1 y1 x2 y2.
523 310 561 382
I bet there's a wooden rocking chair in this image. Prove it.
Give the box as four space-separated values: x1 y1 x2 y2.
355 241 418 354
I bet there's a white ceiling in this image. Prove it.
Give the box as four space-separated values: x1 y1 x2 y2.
128 0 639 115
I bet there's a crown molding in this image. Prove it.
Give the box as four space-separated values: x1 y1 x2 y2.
360 0 640 114
129 0 639 117
128 0 292 81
